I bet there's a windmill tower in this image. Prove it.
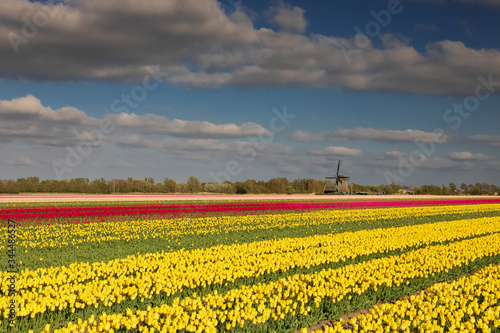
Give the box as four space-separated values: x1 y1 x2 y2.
324 160 350 194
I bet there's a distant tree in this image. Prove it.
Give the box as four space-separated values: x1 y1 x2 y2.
491 184 499 195
115 179 132 193
470 183 483 195
144 180 154 193
291 179 310 194
130 179 141 192
266 177 289 194
2 180 20 194
430 184 442 195
391 181 401 191
17 177 42 193
164 178 177 193
66 178 91 193
242 180 256 193
220 183 235 194
441 184 451 195
203 183 215 193
465 184 473 194
233 182 248 194
482 182 491 195
176 182 188 193
383 184 395 195
108 179 116 193
187 176 202 193
1 176 495 195
203 182 235 194
28 177 40 192
16 178 29 192
91 178 110 194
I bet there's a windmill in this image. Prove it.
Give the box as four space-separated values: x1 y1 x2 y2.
324 160 350 194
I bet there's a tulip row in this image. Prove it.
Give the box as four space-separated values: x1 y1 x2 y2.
308 263 500 332
3 198 497 215
3 214 499 324
2 203 499 251
52 231 500 333
3 198 498 225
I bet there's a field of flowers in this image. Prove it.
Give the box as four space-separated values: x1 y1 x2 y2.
1 197 500 332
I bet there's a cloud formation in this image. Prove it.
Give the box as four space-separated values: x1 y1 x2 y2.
1 0 500 94
331 128 448 143
444 151 493 160
289 130 327 142
0 95 269 148
469 135 500 147
307 146 363 157
290 128 446 143
267 1 308 33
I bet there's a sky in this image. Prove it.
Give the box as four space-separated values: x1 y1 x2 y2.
0 0 499 186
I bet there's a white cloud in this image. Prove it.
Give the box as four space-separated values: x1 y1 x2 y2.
267 1 307 33
0 94 95 125
289 130 327 142
331 128 447 143
444 151 493 160
307 146 363 157
109 113 268 138
116 135 231 151
0 95 269 149
289 127 447 143
365 150 499 173
469 135 500 147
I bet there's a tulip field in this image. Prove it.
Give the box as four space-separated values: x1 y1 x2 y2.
1 197 500 332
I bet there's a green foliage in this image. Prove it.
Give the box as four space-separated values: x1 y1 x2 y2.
203 182 236 194
10 208 500 273
0 177 498 195
9 223 500 333
187 176 202 193
163 178 177 193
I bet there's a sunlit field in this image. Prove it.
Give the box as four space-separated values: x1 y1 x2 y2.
2 197 500 332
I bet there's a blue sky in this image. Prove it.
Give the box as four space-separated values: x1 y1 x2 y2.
0 0 499 186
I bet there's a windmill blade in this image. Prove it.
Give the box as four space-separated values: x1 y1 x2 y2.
336 160 342 178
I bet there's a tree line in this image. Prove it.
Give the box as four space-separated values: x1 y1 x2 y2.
350 182 499 196
0 177 498 195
